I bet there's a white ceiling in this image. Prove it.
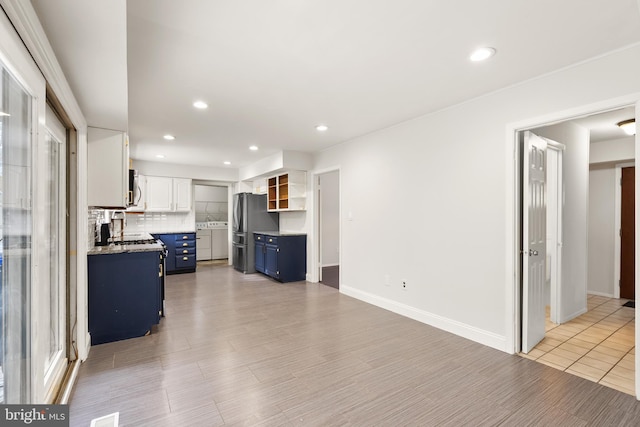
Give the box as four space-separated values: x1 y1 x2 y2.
32 0 640 169
31 0 128 131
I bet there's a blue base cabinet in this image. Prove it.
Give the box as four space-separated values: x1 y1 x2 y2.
88 250 163 345
255 234 266 273
254 233 306 282
154 232 196 274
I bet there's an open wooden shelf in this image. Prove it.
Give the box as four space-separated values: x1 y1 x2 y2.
267 171 306 212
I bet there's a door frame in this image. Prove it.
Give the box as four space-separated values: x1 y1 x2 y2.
614 162 636 299
310 166 341 284
547 140 565 324
506 93 640 357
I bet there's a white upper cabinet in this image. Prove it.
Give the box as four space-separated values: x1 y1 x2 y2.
145 176 192 212
145 176 173 211
87 127 129 208
173 178 192 211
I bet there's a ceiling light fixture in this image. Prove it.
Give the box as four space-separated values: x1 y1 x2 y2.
617 119 636 136
316 124 328 132
224 161 231 165
163 134 175 140
0 111 9 117
470 47 496 62
156 154 165 159
193 101 208 109
249 145 259 151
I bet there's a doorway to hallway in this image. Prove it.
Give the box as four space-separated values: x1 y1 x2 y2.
516 105 637 395
317 170 340 289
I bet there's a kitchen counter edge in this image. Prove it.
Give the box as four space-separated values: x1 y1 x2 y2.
253 231 307 237
88 242 165 256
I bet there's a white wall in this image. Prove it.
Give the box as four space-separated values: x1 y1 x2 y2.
588 166 617 296
195 185 228 201
320 171 340 266
587 132 636 298
134 159 238 182
238 150 313 181
303 44 640 351
194 184 229 222
535 122 590 322
591 137 635 164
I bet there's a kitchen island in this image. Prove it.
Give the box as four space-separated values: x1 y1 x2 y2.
88 236 166 345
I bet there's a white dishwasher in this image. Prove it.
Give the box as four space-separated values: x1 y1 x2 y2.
211 227 229 259
196 228 212 261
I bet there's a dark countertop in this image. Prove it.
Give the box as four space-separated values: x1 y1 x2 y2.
88 241 165 256
151 231 196 235
253 231 307 237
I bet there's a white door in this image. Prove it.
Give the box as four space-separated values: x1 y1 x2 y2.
145 176 173 211
522 131 547 353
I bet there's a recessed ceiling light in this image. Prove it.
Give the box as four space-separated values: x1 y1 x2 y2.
470 47 496 62
163 134 175 140
249 145 259 151
316 124 329 132
156 154 165 159
193 101 208 109
223 161 231 165
617 119 636 136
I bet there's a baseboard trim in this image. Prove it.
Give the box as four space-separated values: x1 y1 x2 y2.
560 307 588 324
83 332 91 361
340 285 508 352
587 291 615 298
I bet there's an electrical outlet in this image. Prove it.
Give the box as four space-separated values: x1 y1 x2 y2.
384 274 391 286
401 280 407 291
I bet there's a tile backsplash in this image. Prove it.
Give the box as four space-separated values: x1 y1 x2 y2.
125 211 195 234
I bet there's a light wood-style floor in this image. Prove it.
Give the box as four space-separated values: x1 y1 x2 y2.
69 265 640 426
522 295 635 394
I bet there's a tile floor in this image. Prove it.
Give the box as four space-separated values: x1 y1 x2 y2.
521 294 635 395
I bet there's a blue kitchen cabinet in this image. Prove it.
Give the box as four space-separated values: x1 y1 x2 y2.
88 250 163 345
254 234 266 273
265 240 279 277
154 232 196 274
253 233 306 282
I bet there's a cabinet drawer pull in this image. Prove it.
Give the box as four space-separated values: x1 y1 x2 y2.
183 256 188 261
257 236 261 240
159 264 163 277
183 249 188 254
268 238 273 243
182 243 188 247
183 235 188 240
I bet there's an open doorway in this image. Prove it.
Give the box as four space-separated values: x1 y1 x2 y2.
517 106 637 395
194 184 230 266
318 170 340 289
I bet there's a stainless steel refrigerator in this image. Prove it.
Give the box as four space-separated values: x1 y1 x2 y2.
232 193 279 273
